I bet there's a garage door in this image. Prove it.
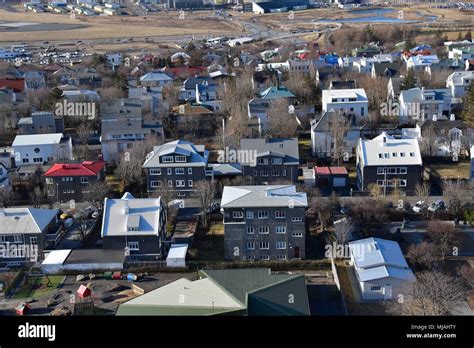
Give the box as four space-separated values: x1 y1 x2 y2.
332 177 346 187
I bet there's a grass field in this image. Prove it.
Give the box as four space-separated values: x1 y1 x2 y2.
12 276 65 300
426 162 470 180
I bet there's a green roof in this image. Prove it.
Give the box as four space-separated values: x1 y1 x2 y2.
259 86 295 100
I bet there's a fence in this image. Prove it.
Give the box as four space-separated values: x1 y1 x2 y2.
330 254 348 316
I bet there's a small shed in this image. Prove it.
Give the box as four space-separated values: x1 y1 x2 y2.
77 285 91 299
166 244 188 268
16 302 30 316
41 249 72 274
314 166 349 189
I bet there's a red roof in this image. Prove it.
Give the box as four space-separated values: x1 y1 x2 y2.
163 66 206 79
314 166 348 175
44 161 105 177
77 285 91 298
0 78 25 92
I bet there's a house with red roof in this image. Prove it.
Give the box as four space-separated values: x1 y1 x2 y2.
44 160 105 203
314 166 349 190
0 78 26 93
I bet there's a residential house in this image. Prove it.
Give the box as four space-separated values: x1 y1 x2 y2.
17 111 64 135
101 192 167 261
348 237 416 301
140 71 174 88
329 79 357 90
12 133 73 167
313 166 349 190
371 62 400 79
128 86 163 115
106 53 123 69
450 46 474 62
52 66 101 87
170 103 216 137
352 45 382 58
179 76 216 102
221 185 307 261
322 88 368 118
143 140 210 197
100 98 162 162
446 71 474 98
356 132 423 195
23 71 46 90
0 77 26 93
161 66 206 80
0 163 9 188
117 268 310 316
0 207 60 267
239 138 299 184
398 87 458 121
0 87 16 104
310 110 361 159
405 54 440 72
353 54 393 74
43 160 106 203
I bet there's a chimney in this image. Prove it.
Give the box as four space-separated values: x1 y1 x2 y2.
123 201 129 214
450 114 455 121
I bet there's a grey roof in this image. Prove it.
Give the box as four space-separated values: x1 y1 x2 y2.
221 185 307 208
143 140 208 168
419 119 466 131
140 71 173 83
329 79 357 89
0 208 58 235
208 163 242 176
372 62 400 76
240 138 299 165
310 110 359 133
13 133 63 147
183 76 215 90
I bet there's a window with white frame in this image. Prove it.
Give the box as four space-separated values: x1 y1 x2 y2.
175 168 185 175
259 242 269 250
292 217 303 222
260 170 269 176
371 286 382 291
175 156 187 163
167 168 172 175
247 226 254 234
81 177 89 184
257 158 268 165
282 169 287 176
150 168 161 175
377 167 384 175
276 255 287 260
188 168 192 175
271 158 283 165
398 179 407 187
292 232 303 237
151 181 162 188
246 211 254 219
399 167 407 174
13 235 22 243
0 236 6 242
377 180 384 187
247 242 255 250
45 178 53 184
276 241 286 249
128 241 139 251
275 210 286 219
259 255 270 260
162 156 174 163
275 226 286 234
167 180 173 187
233 211 244 218
258 211 268 219
258 226 269 234
176 180 185 187
188 180 193 187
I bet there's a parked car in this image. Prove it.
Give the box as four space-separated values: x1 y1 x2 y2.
428 199 446 213
412 201 425 214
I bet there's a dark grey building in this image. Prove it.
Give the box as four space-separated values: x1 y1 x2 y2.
356 132 423 195
17 111 64 135
239 138 299 185
101 192 167 261
221 185 307 261
0 207 60 267
143 140 210 198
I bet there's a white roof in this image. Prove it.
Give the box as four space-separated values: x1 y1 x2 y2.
120 277 243 309
13 133 63 147
42 249 71 265
221 185 307 208
0 208 58 234
358 132 422 167
348 237 415 282
322 88 367 101
101 192 163 237
166 244 188 260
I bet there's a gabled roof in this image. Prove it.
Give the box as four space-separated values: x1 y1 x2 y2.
240 138 299 165
259 86 295 99
0 78 25 92
140 71 173 82
44 161 105 177
143 140 208 168
0 208 58 235
221 185 307 208
13 133 63 147
358 132 422 167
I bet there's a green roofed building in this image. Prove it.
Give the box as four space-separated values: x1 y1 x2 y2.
116 268 310 316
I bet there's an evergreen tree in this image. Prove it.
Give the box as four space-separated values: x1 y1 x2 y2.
401 69 416 90
462 83 474 129
465 30 472 42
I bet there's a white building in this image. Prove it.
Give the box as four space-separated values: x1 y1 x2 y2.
12 133 73 167
166 244 188 268
349 238 416 301
398 87 455 121
353 54 393 73
322 88 368 118
405 55 439 72
446 71 474 99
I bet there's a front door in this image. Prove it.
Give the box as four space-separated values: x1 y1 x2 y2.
294 247 300 259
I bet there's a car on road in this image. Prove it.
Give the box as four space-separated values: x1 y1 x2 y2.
428 199 446 213
412 201 425 214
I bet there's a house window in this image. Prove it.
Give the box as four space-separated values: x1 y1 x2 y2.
387 168 396 174
254 170 258 177
175 180 185 187
378 154 383 159
33 157 43 163
276 255 287 260
128 242 139 251
275 226 286 234
81 177 89 184
259 255 270 260
188 168 192 175
271 158 282 165
260 170 269 177
400 152 406 157
258 226 269 234
188 180 193 187
410 152 415 157
259 242 269 250
271 170 280 176
276 241 286 249
292 217 303 222
162 156 174 163
151 181 162 188
377 180 385 187
246 211 254 219
167 180 173 187
400 167 407 174
175 156 187 163
392 153 398 157
13 235 22 243
275 210 286 219
292 232 303 237
258 211 268 219
233 211 244 218
257 158 268 165
150 169 161 175
0 236 6 243
371 286 382 291
45 178 53 184
175 168 185 175
282 169 287 176
399 179 407 187
167 168 172 175
247 226 254 234
22 158 29 163
377 167 384 175
247 242 255 250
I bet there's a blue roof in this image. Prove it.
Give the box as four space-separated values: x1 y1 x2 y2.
259 86 295 99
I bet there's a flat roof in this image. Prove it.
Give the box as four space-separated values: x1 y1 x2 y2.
42 249 71 265
64 249 124 265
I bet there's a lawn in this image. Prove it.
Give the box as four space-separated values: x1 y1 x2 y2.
188 221 224 261
426 162 470 180
208 221 224 236
12 276 65 300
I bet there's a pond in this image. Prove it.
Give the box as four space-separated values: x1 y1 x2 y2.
315 8 438 23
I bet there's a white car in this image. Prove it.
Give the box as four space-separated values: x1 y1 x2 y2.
412 201 425 214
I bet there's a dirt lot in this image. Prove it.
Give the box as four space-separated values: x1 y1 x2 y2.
0 271 196 316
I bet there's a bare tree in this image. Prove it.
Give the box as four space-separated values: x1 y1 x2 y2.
426 221 462 260
29 186 44 208
406 242 438 270
386 271 466 316
83 181 109 212
327 111 351 166
0 187 14 208
368 183 383 199
194 180 217 230
443 180 468 218
266 98 299 139
333 217 354 245
414 182 430 217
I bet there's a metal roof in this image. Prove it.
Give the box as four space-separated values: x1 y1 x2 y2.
0 208 58 235
221 185 307 208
